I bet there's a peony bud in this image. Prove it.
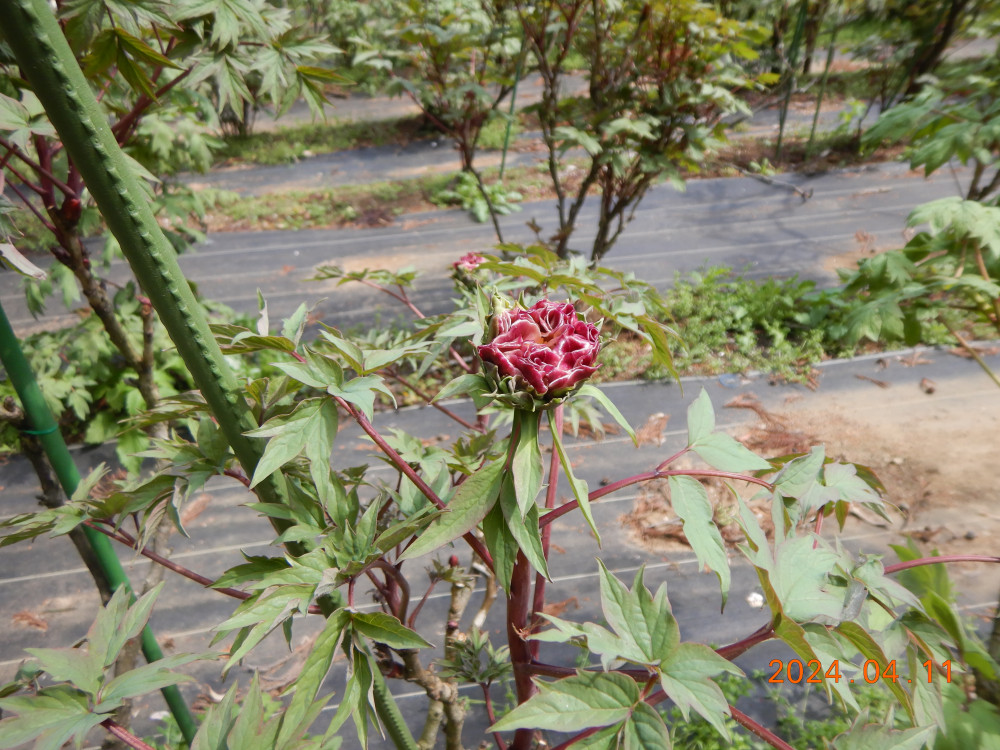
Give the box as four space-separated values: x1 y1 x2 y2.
477 298 600 410
452 252 485 273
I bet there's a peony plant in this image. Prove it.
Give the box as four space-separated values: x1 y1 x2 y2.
1 6 999 746
5 247 1000 750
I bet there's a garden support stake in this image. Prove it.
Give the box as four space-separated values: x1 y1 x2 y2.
0 298 198 745
0 1 417 747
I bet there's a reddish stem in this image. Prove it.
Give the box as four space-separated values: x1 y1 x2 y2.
539 468 773 529
336 396 494 570
385 370 482 432
727 705 796 750
884 555 1000 574
482 683 508 750
715 623 775 660
85 521 325 614
100 719 157 750
407 576 439 629
223 467 251 488
656 446 690 472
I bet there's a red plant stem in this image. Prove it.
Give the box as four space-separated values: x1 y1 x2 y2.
727 705 797 750
549 727 602 750
110 68 191 143
223 467 251 488
884 555 1000 574
351 277 474 373
2 175 56 233
85 520 326 614
715 623 775 660
656 446 690 472
0 137 76 197
482 683 508 750
335 396 494 570
101 719 157 750
538 469 774 529
507 551 537 750
384 370 482 432
371 559 410 621
530 405 563 659
407 577 439 629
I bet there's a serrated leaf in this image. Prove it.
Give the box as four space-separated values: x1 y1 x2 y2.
98 654 205 708
490 671 638 733
659 642 742 741
22 648 100 696
350 612 431 649
668 476 730 607
399 460 504 561
0 687 101 750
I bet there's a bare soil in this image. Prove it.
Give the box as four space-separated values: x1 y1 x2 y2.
624 382 1000 582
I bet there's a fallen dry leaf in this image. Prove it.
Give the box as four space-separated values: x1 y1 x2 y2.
12 610 48 631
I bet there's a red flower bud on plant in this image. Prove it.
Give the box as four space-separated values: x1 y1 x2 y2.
477 298 600 410
452 252 485 273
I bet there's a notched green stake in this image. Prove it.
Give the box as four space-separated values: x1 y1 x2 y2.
0 1 417 746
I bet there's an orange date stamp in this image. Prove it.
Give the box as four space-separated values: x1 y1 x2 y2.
767 658 952 685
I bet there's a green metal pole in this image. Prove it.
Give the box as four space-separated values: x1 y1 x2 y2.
0 299 199 745
0 1 418 746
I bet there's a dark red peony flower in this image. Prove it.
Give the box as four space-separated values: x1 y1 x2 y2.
478 298 600 407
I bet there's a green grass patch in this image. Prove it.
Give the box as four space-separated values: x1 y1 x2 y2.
216 115 433 166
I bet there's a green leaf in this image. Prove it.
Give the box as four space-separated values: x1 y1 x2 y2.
623 700 672 749
553 126 602 156
350 612 432 649
246 398 334 487
98 653 205 708
482 503 518 592
0 687 101 750
0 243 46 280
833 723 936 750
686 389 715 443
548 409 599 544
433 373 490 403
512 410 544 518
667 476 730 607
770 536 843 623
275 609 350 748
837 621 915 722
597 562 678 666
690 432 772 472
490 671 638 733
21 647 99 696
498 475 549 580
659 642 743 741
576 385 637 445
399 459 504 561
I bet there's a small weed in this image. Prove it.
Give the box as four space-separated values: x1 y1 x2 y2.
431 172 523 223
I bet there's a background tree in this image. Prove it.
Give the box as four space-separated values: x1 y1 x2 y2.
512 0 760 262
